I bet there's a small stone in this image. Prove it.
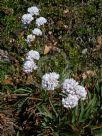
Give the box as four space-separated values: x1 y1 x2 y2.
82 48 88 54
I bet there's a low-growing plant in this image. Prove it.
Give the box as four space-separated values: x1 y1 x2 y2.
0 0 102 136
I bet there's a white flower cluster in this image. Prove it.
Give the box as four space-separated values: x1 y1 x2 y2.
62 94 78 108
36 17 47 27
22 6 47 45
26 50 40 60
62 78 87 108
21 6 88 110
22 5 47 73
32 28 42 36
25 28 42 45
23 50 40 73
42 72 59 90
25 34 35 44
22 14 34 25
27 6 39 16
23 60 38 73
21 6 39 25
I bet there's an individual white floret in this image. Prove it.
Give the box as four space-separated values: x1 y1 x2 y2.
75 85 87 100
32 28 42 36
42 72 59 90
27 6 39 15
23 60 37 73
36 17 47 27
26 50 40 60
62 94 78 108
22 14 34 25
62 78 79 95
25 34 35 44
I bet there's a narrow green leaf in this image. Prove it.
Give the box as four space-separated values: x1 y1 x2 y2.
79 101 85 122
37 105 53 119
49 98 58 117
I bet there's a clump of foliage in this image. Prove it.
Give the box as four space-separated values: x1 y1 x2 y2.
0 0 102 136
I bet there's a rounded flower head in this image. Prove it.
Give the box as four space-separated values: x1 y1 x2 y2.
75 85 87 100
21 14 34 25
26 50 40 61
23 60 37 73
27 6 39 15
62 78 87 109
25 34 35 44
36 17 47 27
62 78 78 95
32 28 42 36
42 72 60 90
62 94 78 108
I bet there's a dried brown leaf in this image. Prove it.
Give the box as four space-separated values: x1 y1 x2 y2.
44 45 52 55
96 35 102 46
12 29 25 38
3 78 13 85
93 35 102 51
82 70 96 79
26 75 33 85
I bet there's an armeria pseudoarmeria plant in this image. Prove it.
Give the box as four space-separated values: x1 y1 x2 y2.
21 5 87 110
42 72 60 90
